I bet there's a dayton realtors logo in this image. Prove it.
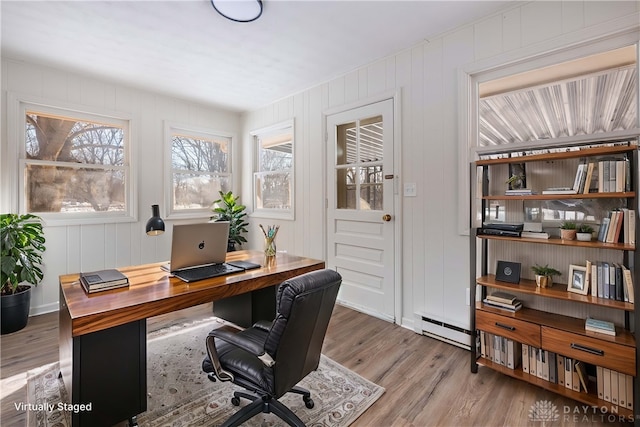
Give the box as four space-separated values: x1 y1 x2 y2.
529 400 560 422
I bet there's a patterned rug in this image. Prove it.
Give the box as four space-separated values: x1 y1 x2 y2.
26 317 384 426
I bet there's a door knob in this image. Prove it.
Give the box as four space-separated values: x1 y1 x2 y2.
382 214 392 222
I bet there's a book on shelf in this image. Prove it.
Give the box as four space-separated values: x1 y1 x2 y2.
573 163 586 193
505 189 534 195
622 265 634 304
482 298 522 312
584 317 616 336
574 361 589 392
582 162 595 194
520 231 550 239
486 291 518 305
541 187 577 195
80 269 129 293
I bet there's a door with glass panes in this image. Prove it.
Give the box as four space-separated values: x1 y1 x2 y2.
326 99 395 321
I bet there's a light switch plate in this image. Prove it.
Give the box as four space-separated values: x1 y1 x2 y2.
403 182 417 197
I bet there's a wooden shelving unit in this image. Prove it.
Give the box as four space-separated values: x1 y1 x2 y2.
470 141 639 425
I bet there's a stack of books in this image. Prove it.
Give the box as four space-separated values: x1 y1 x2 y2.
584 317 616 336
80 269 130 294
483 291 522 312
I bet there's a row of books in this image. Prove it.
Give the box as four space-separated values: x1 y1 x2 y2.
574 157 630 194
80 269 130 293
482 291 522 312
597 208 636 245
478 331 521 370
585 260 634 303
523 345 634 410
479 332 635 410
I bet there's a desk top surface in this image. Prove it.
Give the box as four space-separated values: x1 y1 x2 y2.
59 250 324 336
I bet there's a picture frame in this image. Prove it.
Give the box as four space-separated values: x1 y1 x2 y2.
567 264 589 295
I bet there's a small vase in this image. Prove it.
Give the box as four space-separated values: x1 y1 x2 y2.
264 237 276 258
535 275 552 288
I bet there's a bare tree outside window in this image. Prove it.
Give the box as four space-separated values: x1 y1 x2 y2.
170 132 231 212
24 111 127 213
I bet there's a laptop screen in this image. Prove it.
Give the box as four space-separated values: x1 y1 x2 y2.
169 222 229 272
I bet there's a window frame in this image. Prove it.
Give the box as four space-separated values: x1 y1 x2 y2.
164 121 235 220
8 94 136 226
250 120 295 220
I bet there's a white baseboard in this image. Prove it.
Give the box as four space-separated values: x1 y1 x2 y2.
415 313 472 350
336 299 395 323
30 302 59 317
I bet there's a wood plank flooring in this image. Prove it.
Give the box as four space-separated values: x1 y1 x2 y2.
1 303 632 426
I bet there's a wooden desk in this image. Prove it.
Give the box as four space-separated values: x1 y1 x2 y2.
59 250 324 426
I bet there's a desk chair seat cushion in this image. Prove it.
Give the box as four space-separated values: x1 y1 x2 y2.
202 326 271 391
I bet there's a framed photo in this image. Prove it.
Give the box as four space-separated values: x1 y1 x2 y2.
567 265 589 295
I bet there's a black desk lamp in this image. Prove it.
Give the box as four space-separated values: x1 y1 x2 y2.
145 204 165 236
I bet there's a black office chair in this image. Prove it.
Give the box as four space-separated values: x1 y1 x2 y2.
202 269 342 427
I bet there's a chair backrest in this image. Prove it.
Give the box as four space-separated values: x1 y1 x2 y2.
263 269 341 397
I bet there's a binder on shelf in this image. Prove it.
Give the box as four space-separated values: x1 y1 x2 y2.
625 374 633 410
548 352 557 384
611 370 619 405
522 344 529 374
557 356 565 386
564 357 573 390
603 368 611 403
597 366 604 400
619 372 626 408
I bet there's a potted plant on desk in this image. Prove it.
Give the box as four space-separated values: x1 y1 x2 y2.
211 191 249 251
1 213 46 334
531 264 561 288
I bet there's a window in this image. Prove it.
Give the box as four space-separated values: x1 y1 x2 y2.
166 123 232 217
251 120 294 219
19 101 132 223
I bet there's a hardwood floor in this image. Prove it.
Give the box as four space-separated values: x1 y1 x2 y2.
1 303 631 426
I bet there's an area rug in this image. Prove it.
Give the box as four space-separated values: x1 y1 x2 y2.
26 316 384 426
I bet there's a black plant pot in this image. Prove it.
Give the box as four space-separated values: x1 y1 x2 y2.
227 241 237 252
1 285 32 335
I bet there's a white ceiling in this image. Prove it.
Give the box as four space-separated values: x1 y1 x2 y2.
1 0 512 113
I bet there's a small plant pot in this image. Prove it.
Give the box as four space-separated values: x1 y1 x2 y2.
535 275 553 288
576 232 593 242
560 229 576 240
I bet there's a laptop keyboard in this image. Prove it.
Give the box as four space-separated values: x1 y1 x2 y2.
174 263 244 282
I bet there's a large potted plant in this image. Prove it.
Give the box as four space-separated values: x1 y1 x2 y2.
211 191 248 251
1 213 46 334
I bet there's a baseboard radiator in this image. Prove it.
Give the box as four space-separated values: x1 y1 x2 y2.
415 313 472 350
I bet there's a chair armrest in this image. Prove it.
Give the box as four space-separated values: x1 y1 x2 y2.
209 329 275 367
253 320 272 332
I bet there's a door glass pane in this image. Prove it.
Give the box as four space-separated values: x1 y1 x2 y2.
336 121 356 166
335 115 384 210
359 165 383 210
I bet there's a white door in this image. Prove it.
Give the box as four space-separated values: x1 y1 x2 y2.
326 99 395 322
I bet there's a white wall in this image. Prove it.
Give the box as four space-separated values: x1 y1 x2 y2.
2 1 638 326
241 1 639 332
0 60 241 315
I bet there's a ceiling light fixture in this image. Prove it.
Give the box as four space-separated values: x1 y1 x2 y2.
210 0 263 23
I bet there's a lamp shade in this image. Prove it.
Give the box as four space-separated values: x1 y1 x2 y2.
145 205 165 236
211 0 263 23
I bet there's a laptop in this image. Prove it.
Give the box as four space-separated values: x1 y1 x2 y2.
164 222 259 282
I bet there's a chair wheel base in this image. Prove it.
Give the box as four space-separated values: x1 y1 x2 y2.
304 397 314 409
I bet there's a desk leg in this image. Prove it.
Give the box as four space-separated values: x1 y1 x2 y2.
59 313 146 426
213 285 277 328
